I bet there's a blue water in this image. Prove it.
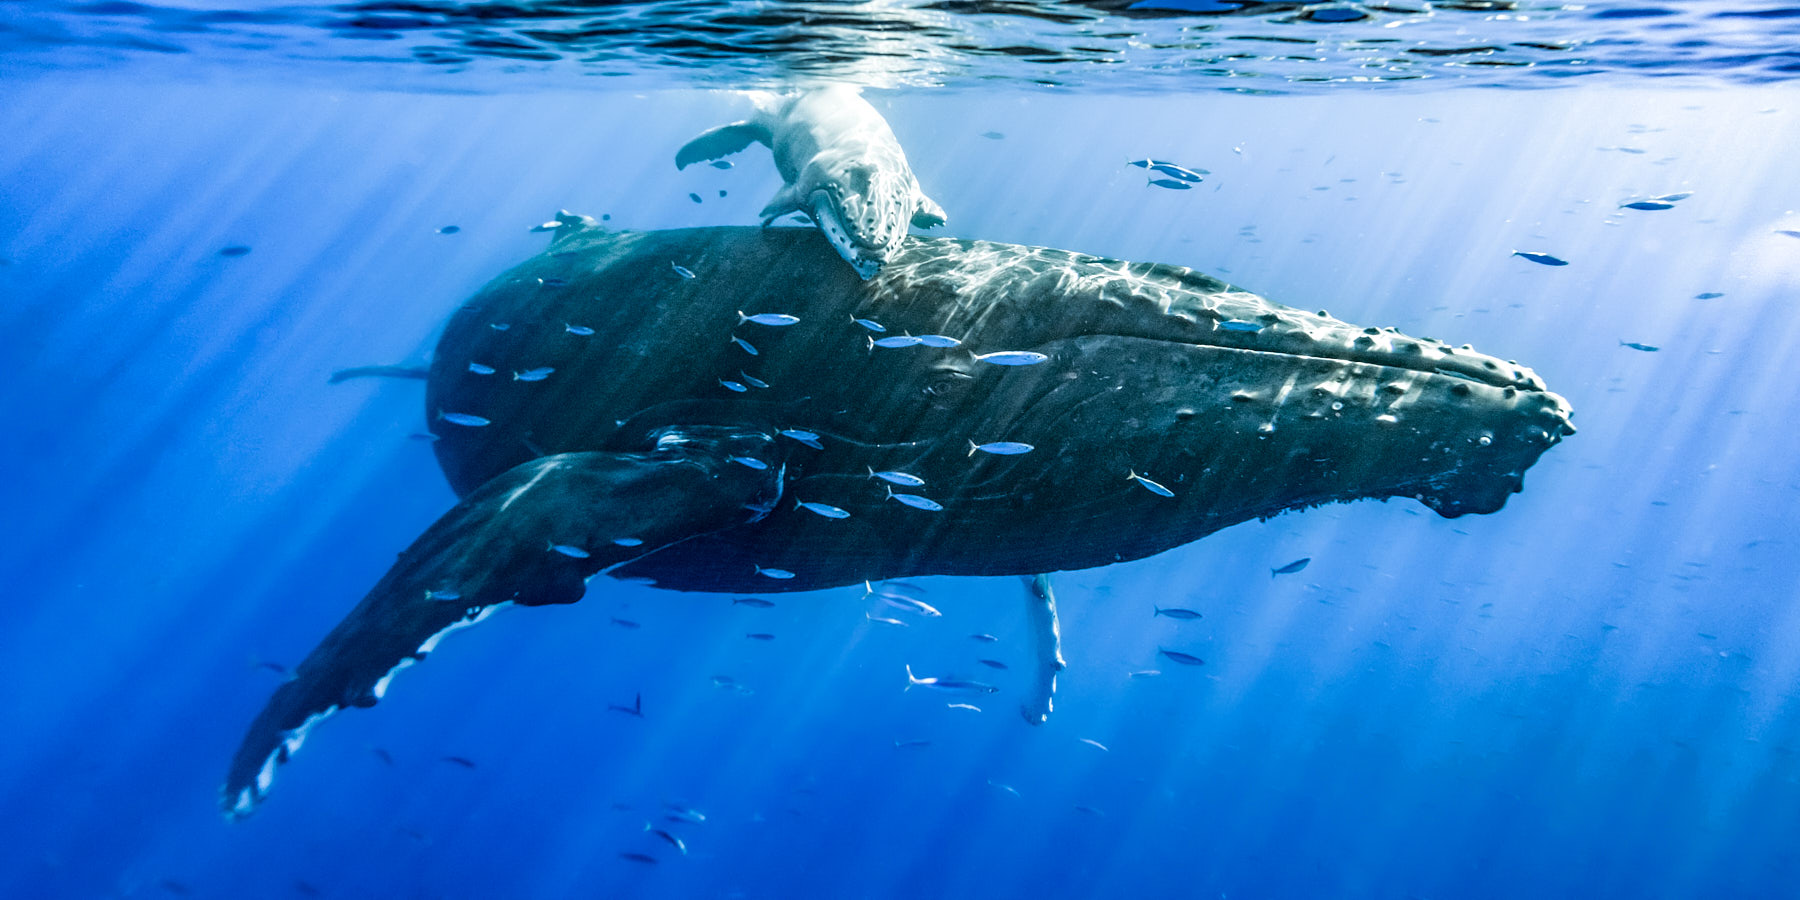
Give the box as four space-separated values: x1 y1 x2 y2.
5 5 1800 898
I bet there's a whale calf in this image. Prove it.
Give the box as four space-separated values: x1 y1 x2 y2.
677 88 946 278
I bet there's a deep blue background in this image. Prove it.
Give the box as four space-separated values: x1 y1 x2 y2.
2 77 1799 898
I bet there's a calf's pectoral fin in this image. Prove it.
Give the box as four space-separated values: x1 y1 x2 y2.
223 440 781 819
675 121 771 170
911 193 947 229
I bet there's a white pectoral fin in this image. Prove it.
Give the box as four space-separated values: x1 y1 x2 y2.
911 192 947 229
674 121 770 170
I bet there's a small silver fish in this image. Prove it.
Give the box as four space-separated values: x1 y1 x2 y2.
647 826 688 855
970 633 998 643
947 702 981 711
730 336 759 356
977 659 1008 670
868 468 925 487
904 665 998 693
1128 669 1162 678
745 632 776 641
1127 469 1174 498
1694 292 1724 299
973 350 1048 366
916 334 962 348
710 160 733 169
1159 648 1205 666
886 488 943 511
549 543 590 559
729 455 768 470
688 192 702 204
425 587 461 602
438 411 491 427
662 804 706 824
988 780 1021 797
513 367 554 381
1620 200 1675 211
780 428 822 449
613 537 644 547
671 262 696 279
1619 340 1659 352
754 565 795 580
865 612 908 626
739 372 770 389
880 595 942 618
871 335 923 349
895 739 932 749
490 322 511 331
437 225 460 234
1655 191 1693 202
738 311 800 326
1218 320 1263 333
1078 738 1109 751
1512 250 1569 266
1271 557 1311 576
796 499 851 519
1154 606 1203 620
528 220 561 232
1777 229 1800 239
1149 162 1205 182
1148 178 1192 190
968 440 1034 456
566 324 595 335
467 363 495 375
733 597 774 608
720 379 749 393
537 277 568 287
851 316 887 333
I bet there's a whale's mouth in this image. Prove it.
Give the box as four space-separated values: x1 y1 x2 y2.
811 190 881 279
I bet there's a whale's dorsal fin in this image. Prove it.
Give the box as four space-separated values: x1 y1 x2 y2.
675 121 772 170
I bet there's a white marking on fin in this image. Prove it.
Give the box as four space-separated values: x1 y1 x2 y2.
371 658 416 700
418 602 511 656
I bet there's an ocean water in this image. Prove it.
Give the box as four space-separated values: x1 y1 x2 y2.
3 2 1800 898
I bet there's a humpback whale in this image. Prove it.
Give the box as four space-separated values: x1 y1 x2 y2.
223 215 1574 817
677 88 946 278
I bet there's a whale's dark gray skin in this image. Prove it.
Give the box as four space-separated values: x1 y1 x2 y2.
223 217 1574 818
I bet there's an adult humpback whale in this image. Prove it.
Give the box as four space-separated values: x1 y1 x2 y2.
222 215 1574 817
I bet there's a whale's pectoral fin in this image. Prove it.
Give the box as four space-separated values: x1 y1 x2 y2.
223 432 782 819
911 193 947 229
758 183 805 226
675 121 771 170
1019 573 1066 725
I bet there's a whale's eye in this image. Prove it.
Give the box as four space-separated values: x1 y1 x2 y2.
922 369 972 401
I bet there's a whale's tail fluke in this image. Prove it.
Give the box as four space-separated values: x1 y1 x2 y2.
223 434 783 819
